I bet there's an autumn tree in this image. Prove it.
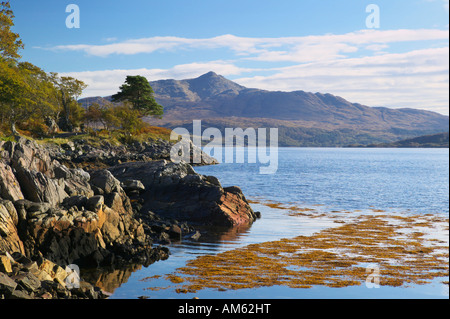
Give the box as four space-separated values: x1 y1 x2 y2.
50 74 87 131
0 60 33 134
0 1 24 62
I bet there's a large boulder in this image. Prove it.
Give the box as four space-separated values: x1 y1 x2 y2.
53 163 94 198
108 160 257 227
14 169 68 206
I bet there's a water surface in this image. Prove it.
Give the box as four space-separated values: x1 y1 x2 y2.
107 148 449 299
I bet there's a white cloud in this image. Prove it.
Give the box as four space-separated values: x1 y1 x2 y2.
49 29 449 62
236 47 449 114
65 61 251 97
55 29 449 114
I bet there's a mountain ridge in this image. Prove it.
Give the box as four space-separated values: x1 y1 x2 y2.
79 71 449 146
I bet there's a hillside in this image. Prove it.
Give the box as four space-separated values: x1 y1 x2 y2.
360 132 449 148
79 72 449 146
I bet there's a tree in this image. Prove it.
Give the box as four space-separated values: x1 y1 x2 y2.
51 74 87 131
0 1 24 62
0 60 33 134
112 75 163 118
0 61 61 135
111 102 144 133
0 2 87 136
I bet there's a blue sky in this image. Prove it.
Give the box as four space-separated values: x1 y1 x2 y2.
11 0 450 114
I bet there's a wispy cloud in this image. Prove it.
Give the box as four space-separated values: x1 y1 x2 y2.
236 47 449 114
48 29 449 61
55 29 449 114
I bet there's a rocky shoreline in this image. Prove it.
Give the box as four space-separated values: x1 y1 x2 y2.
0 136 257 299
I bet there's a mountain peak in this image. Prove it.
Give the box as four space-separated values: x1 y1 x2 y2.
184 71 246 99
199 71 220 78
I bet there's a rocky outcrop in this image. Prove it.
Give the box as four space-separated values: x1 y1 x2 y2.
0 138 169 273
0 251 108 299
1 136 256 298
108 160 258 227
46 137 218 170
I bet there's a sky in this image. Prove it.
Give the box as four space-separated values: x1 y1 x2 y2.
10 0 450 115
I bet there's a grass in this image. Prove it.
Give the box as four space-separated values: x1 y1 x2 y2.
2 125 173 148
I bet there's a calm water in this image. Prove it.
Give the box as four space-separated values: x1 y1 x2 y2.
108 148 449 299
199 147 449 215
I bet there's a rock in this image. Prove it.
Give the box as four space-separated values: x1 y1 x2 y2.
53 163 94 198
11 252 33 266
168 224 182 239
205 175 221 187
9 139 52 175
15 200 52 219
86 195 104 211
108 160 256 227
44 117 59 135
90 170 122 194
184 230 201 241
0 162 24 201
12 271 41 293
0 252 109 299
62 195 88 209
0 255 12 273
61 141 75 152
0 200 18 226
101 219 121 243
14 168 68 206
0 272 18 297
9 289 33 299
0 203 25 255
1 139 170 277
122 179 145 193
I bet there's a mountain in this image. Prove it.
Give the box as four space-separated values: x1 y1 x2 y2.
360 132 449 148
80 72 449 146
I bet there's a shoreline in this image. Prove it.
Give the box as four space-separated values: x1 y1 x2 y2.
106 199 448 299
0 136 255 299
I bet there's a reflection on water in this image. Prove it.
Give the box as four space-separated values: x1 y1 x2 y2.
82 264 143 294
103 203 340 299
82 214 257 295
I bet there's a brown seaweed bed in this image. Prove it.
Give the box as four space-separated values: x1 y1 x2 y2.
141 200 449 294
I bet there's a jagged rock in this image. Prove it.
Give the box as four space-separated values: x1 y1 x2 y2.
90 170 122 194
108 160 257 227
0 162 24 201
0 272 17 297
0 202 25 255
53 163 94 198
62 195 88 209
0 252 108 299
0 136 254 299
12 271 41 293
0 255 12 273
14 168 68 206
86 195 104 211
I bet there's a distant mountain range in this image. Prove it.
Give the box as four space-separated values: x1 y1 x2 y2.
79 71 449 146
